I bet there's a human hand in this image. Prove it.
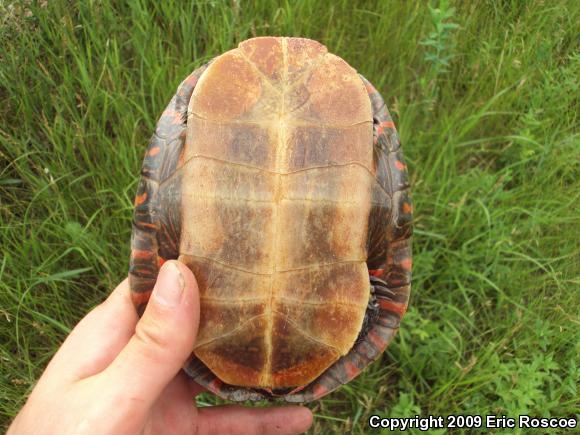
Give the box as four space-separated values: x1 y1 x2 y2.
8 260 313 434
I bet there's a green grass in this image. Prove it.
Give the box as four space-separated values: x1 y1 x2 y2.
1 0 578 433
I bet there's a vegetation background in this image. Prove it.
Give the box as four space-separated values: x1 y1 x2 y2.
1 0 578 433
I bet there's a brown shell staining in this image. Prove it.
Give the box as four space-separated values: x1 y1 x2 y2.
180 37 374 388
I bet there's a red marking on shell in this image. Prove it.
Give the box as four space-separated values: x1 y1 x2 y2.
312 383 327 399
369 269 384 277
134 192 147 206
138 222 157 230
378 299 406 316
364 81 377 94
400 257 412 270
287 384 307 395
402 202 413 214
131 249 155 260
380 120 395 129
184 75 199 87
367 329 387 350
163 108 180 119
394 160 406 171
131 267 155 277
344 361 360 379
157 257 166 267
131 290 152 306
208 378 223 394
171 112 183 125
148 146 161 157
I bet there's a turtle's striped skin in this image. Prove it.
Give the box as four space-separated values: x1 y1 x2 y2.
129 37 412 403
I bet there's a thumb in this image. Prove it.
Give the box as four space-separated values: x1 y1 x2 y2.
103 260 199 406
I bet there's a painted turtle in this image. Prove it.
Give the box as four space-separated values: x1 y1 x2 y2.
129 37 412 403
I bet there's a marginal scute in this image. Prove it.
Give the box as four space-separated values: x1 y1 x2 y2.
157 173 182 259
132 178 158 231
388 150 410 192
384 239 412 288
141 134 165 180
181 36 373 388
389 189 413 241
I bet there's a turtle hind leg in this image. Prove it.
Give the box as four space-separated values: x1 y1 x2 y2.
185 357 269 402
354 277 382 345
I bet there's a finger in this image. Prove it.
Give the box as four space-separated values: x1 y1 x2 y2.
39 278 138 386
197 405 313 435
148 373 199 434
102 260 199 410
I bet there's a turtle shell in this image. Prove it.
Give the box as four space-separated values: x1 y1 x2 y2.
129 37 412 403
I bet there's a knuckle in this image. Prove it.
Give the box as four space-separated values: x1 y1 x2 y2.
134 316 171 353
